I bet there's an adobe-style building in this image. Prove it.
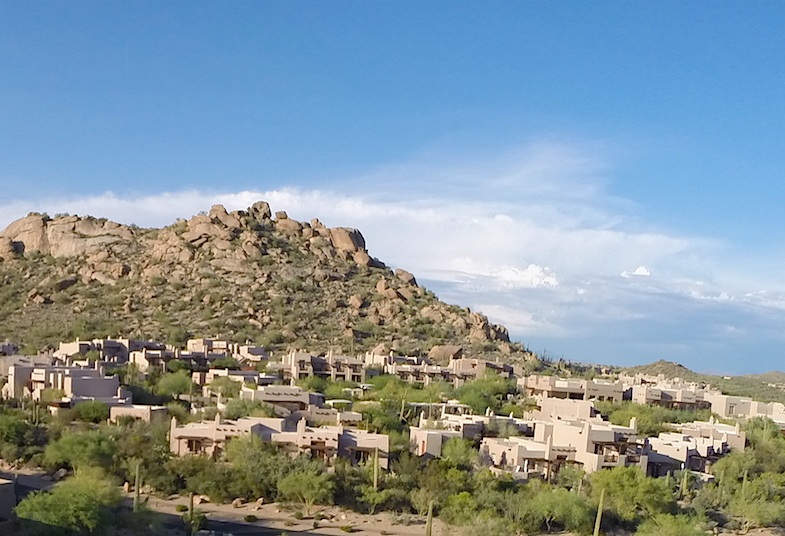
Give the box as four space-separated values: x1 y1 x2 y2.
702 392 785 427
197 368 277 393
110 404 168 423
524 397 600 421
186 338 269 364
2 363 131 408
384 358 453 386
267 350 365 383
410 409 532 457
447 357 518 383
645 418 745 477
520 375 623 403
620 373 716 410
169 415 389 468
239 384 323 413
482 413 646 478
272 419 389 469
170 415 286 458
410 427 464 457
365 351 521 388
55 338 164 364
481 435 577 480
289 404 363 426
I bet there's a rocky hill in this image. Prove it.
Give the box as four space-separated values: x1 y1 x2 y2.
0 201 532 362
622 359 699 380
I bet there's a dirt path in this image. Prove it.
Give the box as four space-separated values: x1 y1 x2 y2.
140 492 450 536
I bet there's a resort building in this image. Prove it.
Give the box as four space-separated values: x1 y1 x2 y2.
169 415 389 468
520 375 623 403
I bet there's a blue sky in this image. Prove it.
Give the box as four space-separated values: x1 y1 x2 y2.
2 2 785 373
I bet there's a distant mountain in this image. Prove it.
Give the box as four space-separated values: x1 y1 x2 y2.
740 371 785 385
622 359 699 380
0 201 533 363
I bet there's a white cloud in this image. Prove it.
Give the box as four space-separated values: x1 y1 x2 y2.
2 140 784 372
621 266 651 278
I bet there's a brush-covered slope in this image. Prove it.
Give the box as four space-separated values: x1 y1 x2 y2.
0 201 531 361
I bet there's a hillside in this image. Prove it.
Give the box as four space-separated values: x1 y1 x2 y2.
0 201 533 362
622 359 700 381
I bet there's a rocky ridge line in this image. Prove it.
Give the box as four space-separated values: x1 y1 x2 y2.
0 201 521 359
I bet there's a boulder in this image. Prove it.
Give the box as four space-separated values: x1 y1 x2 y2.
0 237 16 260
249 201 272 220
54 276 78 291
469 325 491 341
52 468 69 482
329 228 366 252
276 218 303 235
208 204 229 220
242 241 262 258
353 250 378 267
1 214 133 257
383 288 400 300
420 305 444 323
394 268 417 286
309 236 330 249
213 239 232 251
1 213 48 254
428 345 463 361
209 204 243 229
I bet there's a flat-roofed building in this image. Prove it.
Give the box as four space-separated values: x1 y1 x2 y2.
520 375 622 403
532 417 647 474
410 427 463 457
110 404 168 423
525 398 600 421
169 415 286 458
268 350 365 383
239 384 323 413
481 435 577 480
447 358 518 385
2 363 131 408
169 415 389 468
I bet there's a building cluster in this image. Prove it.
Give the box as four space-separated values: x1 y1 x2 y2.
0 336 774 482
520 372 785 429
170 414 389 469
410 395 744 480
43 336 519 389
265 348 520 387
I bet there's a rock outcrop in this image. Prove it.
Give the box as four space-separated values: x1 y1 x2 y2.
1 213 134 258
0 201 525 361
